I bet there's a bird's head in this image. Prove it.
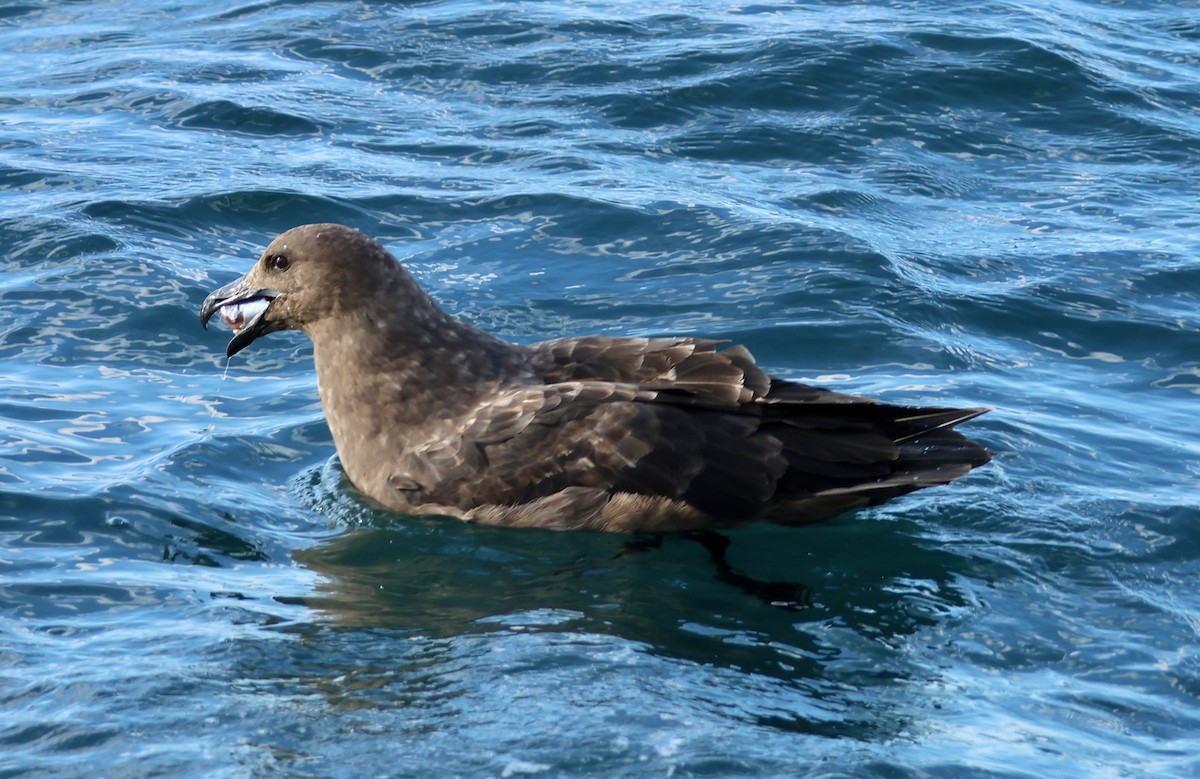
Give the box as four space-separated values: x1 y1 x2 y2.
200 223 407 357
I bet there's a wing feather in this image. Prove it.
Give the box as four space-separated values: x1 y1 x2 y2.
404 338 988 527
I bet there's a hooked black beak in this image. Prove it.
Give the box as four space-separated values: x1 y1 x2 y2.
200 275 282 358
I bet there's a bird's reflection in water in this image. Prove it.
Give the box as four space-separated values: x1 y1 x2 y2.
288 507 971 671
267 513 978 743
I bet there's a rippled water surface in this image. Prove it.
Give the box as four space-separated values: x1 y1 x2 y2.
3 1 1199 776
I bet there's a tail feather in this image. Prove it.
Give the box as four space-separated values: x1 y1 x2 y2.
767 402 990 522
891 407 991 442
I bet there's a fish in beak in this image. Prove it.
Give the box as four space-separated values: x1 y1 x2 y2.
199 276 281 358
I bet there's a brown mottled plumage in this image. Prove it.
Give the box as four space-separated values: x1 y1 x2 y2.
200 223 990 533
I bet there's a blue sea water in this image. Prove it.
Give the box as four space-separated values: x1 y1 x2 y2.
2 0 1199 776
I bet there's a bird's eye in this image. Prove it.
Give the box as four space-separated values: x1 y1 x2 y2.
268 255 291 271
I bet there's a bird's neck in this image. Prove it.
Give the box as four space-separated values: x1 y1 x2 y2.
306 299 528 472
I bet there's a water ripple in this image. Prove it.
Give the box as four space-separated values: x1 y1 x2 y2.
1 0 1198 776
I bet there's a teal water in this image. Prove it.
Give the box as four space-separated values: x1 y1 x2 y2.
2 0 1199 776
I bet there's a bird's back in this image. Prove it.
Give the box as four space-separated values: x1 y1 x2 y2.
496 336 992 529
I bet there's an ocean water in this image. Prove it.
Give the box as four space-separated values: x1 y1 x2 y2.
2 0 1198 776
